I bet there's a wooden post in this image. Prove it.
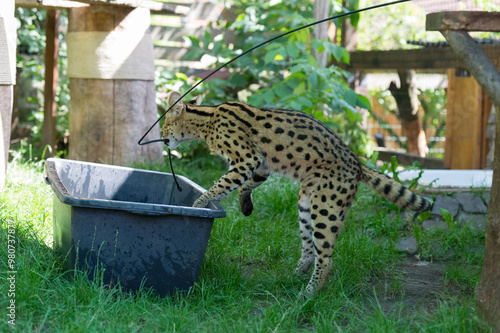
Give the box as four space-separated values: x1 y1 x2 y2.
67 5 163 166
0 0 16 189
41 9 60 157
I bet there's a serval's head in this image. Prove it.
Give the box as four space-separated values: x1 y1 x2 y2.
161 91 202 149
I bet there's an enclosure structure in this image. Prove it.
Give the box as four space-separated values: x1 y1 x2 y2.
347 39 498 170
8 0 191 176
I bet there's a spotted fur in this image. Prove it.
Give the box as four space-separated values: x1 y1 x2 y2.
162 91 431 296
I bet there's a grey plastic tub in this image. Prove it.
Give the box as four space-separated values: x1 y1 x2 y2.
45 158 225 296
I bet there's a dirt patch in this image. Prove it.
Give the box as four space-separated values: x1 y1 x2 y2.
368 257 449 315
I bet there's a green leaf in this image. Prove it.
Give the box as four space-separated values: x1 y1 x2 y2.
248 94 264 107
184 35 200 47
417 211 431 223
297 96 313 108
308 72 319 90
286 42 299 59
263 90 275 104
390 156 401 183
311 39 325 54
440 208 454 228
344 105 361 123
343 88 358 106
183 49 205 60
201 30 212 49
295 41 306 52
289 101 302 110
264 47 285 64
175 72 188 81
293 82 306 95
313 110 324 121
356 94 372 111
273 82 291 98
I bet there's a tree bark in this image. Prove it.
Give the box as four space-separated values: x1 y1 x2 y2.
312 0 329 66
441 30 500 331
389 70 428 157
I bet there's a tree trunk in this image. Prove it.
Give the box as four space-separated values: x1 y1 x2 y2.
441 30 500 331
67 6 163 166
340 1 358 52
389 70 428 157
312 0 329 66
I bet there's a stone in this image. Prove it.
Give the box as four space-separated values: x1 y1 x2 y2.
457 212 486 232
397 237 418 254
422 216 448 231
454 192 488 214
431 195 459 217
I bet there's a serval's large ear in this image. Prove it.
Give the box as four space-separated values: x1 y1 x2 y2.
166 91 184 117
187 95 202 106
194 94 202 105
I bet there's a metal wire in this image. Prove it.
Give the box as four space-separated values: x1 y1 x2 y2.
139 0 411 193
137 0 411 146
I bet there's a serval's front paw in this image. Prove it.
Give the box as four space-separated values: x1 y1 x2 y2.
193 196 209 208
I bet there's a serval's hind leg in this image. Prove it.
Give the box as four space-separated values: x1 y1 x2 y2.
295 187 314 275
304 177 357 296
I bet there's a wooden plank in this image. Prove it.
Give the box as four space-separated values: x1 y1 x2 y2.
15 0 88 9
445 70 485 169
65 0 190 15
427 11 500 32
42 10 60 156
347 44 500 72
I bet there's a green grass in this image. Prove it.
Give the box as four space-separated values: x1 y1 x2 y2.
0 157 492 332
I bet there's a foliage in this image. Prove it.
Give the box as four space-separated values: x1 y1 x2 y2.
14 8 70 161
357 0 443 51
158 0 373 156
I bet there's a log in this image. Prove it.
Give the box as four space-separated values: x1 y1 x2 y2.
67 6 163 166
0 0 16 189
427 11 500 33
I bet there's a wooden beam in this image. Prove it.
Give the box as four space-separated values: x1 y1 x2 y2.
65 0 190 15
42 9 59 156
16 0 189 14
347 44 500 72
427 11 500 32
15 0 88 10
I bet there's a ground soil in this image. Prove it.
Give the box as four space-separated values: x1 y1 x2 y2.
368 256 451 316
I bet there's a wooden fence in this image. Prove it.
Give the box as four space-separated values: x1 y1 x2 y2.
366 96 446 156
